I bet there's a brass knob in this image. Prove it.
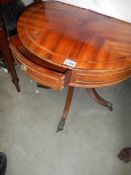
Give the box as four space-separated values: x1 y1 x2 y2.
21 64 27 71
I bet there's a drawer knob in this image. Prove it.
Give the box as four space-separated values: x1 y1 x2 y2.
21 64 27 71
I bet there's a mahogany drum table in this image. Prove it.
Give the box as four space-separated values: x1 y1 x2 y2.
9 1 131 131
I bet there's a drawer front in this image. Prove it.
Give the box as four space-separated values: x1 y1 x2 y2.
10 41 66 90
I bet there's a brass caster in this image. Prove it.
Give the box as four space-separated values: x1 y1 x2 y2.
56 117 66 132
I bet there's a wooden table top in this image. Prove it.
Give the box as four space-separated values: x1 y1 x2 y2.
15 1 131 89
17 1 131 71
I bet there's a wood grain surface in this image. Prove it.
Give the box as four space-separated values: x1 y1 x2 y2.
16 1 131 88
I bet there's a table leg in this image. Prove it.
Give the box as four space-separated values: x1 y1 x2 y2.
57 86 74 132
0 28 20 92
118 148 131 163
86 88 113 111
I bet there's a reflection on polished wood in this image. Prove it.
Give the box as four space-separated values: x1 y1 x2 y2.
9 1 131 131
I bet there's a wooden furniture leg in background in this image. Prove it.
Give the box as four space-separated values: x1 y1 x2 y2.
0 27 20 92
86 88 113 111
118 148 131 163
57 86 74 132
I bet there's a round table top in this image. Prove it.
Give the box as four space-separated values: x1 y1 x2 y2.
17 1 131 70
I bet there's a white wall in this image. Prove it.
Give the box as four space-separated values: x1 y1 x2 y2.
22 0 131 23
56 0 131 23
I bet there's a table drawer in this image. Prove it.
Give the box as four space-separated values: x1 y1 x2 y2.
9 37 70 90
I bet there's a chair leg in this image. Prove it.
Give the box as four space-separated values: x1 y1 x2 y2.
0 28 20 92
57 86 74 132
86 88 113 111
